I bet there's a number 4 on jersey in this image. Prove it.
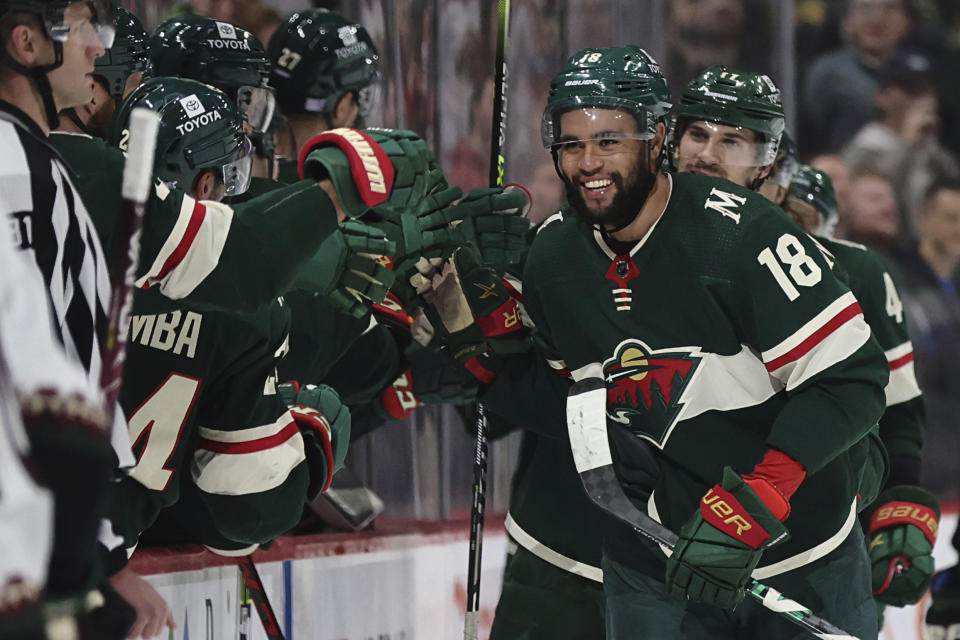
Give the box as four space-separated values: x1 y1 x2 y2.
883 272 904 323
127 373 201 491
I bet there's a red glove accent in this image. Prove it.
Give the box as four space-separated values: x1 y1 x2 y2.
464 355 497 385
700 485 773 550
475 297 524 338
380 369 422 420
742 448 806 521
870 501 939 547
372 291 414 327
297 128 395 207
289 406 334 493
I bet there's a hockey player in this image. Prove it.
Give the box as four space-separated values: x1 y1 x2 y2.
782 165 937 616
57 5 148 138
267 8 380 182
672 65 937 618
107 77 351 558
520 47 889 639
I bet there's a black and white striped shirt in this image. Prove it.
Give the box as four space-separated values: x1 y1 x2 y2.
0 101 111 383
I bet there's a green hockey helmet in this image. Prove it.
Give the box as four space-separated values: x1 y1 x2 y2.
149 15 275 132
541 46 672 149
267 9 380 118
94 6 149 99
109 77 252 196
675 65 785 166
788 164 838 236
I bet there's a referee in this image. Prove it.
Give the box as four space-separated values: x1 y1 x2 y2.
0 0 151 634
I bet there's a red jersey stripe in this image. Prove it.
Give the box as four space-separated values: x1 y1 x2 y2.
148 200 207 287
765 302 863 372
888 352 914 371
199 421 299 454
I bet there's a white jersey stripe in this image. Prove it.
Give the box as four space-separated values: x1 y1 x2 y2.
761 292 859 364
887 360 923 406
885 341 914 364
194 415 305 496
767 312 872 391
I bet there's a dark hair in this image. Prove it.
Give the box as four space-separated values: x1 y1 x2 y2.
922 178 960 208
843 0 915 20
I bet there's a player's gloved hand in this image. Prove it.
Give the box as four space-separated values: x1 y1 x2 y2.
291 220 397 318
444 184 532 275
363 179 465 308
298 127 448 218
925 564 960 639
277 382 351 498
372 368 423 421
867 486 940 607
411 244 527 362
666 465 793 610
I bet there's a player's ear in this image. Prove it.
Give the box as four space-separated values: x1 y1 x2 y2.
191 169 222 201
332 91 360 129
649 122 666 166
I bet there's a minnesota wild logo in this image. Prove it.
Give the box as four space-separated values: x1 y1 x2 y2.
602 339 702 447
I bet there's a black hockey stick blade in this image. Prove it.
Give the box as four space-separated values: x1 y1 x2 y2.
566 376 860 640
237 556 284 640
100 107 159 414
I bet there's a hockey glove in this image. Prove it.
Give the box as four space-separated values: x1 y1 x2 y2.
413 244 527 363
299 128 448 218
925 564 960 639
867 485 940 606
291 220 397 318
444 185 532 275
278 382 351 499
666 465 792 610
363 180 465 308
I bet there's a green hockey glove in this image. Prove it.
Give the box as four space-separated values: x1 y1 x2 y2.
413 244 527 362
291 220 397 318
298 127 448 218
925 564 960 638
443 185 532 275
277 382 351 499
363 184 464 308
867 486 940 606
665 467 790 610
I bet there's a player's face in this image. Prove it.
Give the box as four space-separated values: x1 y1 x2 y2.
556 107 654 228
675 121 768 188
48 3 107 111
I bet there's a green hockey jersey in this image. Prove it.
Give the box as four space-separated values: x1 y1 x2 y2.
49 133 339 313
111 288 320 552
523 172 889 575
819 236 925 484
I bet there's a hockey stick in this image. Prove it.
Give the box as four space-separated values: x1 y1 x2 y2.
237 556 285 640
100 107 159 414
463 3 511 640
566 377 861 640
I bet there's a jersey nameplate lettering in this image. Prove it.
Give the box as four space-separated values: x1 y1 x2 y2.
128 310 203 358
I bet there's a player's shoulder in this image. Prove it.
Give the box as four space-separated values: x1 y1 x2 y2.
821 236 887 275
670 172 788 237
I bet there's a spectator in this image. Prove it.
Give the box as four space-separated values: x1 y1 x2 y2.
663 0 773 99
801 0 914 155
891 180 960 500
842 169 902 254
843 53 960 234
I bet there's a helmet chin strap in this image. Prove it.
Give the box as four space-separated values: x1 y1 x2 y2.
62 107 96 136
0 37 64 130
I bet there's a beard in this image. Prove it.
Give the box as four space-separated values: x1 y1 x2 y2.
563 156 656 232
